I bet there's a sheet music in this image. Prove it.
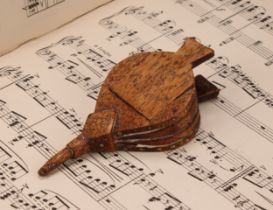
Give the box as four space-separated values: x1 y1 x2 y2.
0 0 273 209
0 0 111 56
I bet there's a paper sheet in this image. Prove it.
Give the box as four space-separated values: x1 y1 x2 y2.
0 0 273 209
0 0 111 56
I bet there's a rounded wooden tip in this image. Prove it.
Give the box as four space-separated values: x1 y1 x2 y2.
38 165 49 176
38 148 72 176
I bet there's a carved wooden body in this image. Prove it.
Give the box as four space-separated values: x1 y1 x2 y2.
38 38 220 176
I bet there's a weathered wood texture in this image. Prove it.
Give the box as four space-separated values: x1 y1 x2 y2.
39 38 220 176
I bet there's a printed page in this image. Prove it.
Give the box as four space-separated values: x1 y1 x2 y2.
0 0 273 209
0 0 112 56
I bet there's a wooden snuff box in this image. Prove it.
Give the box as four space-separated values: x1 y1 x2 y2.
39 37 220 176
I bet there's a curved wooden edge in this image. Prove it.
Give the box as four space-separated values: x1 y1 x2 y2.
176 37 214 68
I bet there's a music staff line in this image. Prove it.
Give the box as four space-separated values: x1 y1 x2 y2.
99 2 273 68
0 66 83 134
215 94 273 140
207 56 273 109
34 36 195 208
0 86 189 209
99 6 187 53
123 6 187 46
1 182 80 210
211 0 273 37
36 39 115 100
196 130 273 194
202 57 273 144
0 67 137 207
134 172 191 210
195 130 251 173
167 148 262 210
29 4 272 207
167 129 272 210
0 82 128 207
0 64 189 208
98 8 273 146
99 11 273 206
60 36 116 98
0 140 28 184
175 0 273 66
92 152 190 210
0 98 132 209
0 140 79 210
23 0 65 17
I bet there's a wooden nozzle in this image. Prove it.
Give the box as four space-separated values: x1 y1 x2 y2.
38 110 116 176
38 134 90 176
38 147 73 176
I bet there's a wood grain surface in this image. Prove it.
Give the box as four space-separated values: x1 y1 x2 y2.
39 37 220 176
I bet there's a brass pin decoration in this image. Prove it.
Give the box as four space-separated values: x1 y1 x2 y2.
38 38 220 176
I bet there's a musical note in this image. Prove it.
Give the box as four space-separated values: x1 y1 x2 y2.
100 19 155 52
23 0 65 17
2 161 28 181
243 168 273 191
87 86 101 100
37 38 116 100
1 68 185 209
195 131 250 173
166 28 186 45
109 159 144 177
0 186 18 200
166 126 272 209
0 98 123 205
134 173 190 210
0 140 28 182
167 148 223 188
0 67 83 133
100 6 187 52
174 0 273 66
1 0 273 209
213 96 273 144
56 110 82 132
28 190 80 210
10 197 31 209
100 196 127 210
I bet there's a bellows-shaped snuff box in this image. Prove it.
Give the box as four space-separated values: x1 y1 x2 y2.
39 38 220 176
